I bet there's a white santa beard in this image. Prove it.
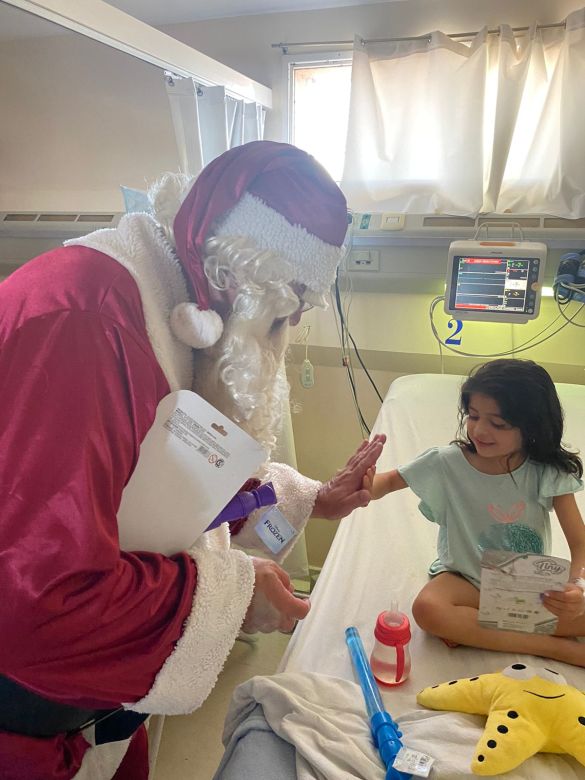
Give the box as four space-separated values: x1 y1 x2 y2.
192 308 291 454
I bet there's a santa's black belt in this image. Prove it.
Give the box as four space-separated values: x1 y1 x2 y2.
0 674 147 741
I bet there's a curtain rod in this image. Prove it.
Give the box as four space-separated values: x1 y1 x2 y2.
271 21 566 51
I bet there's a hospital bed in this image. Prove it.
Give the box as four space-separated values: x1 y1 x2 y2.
217 374 585 779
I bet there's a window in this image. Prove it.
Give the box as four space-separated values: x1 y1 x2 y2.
287 54 351 182
286 30 581 217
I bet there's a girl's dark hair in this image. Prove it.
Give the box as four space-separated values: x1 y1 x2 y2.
455 359 582 479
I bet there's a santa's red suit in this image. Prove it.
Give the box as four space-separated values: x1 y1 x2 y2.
0 211 321 779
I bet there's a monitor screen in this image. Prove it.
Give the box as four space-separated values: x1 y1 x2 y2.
447 255 541 317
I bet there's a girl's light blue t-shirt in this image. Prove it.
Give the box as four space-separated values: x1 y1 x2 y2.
398 444 583 587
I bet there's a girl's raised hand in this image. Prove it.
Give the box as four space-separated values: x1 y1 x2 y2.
542 583 585 620
362 466 376 496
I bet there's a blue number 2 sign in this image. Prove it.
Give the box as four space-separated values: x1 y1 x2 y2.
445 318 463 345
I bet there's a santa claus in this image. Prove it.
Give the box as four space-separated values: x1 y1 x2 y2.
0 141 384 779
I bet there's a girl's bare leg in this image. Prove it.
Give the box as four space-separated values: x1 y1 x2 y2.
412 573 585 668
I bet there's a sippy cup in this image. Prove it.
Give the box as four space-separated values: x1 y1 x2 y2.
370 604 411 686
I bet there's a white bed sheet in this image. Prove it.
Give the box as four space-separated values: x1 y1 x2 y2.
279 373 585 778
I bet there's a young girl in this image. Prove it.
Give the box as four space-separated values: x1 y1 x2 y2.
367 359 585 667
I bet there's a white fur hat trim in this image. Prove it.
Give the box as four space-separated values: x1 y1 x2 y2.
215 192 343 296
170 302 224 349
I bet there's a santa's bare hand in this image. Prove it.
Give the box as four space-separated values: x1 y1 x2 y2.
312 434 386 521
542 584 585 620
241 557 311 634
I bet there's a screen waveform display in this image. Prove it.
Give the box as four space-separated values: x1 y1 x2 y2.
452 257 533 313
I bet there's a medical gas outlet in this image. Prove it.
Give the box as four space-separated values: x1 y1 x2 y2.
352 213 406 231
301 359 315 389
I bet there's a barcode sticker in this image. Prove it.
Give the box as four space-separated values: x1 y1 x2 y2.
393 746 435 777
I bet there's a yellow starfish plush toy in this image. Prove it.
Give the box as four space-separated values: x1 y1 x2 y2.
417 663 585 775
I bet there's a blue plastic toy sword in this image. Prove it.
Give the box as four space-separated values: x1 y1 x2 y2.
345 626 411 780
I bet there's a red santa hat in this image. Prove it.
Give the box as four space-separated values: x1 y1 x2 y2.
170 141 347 349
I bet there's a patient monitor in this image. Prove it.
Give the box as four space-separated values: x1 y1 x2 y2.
445 240 547 323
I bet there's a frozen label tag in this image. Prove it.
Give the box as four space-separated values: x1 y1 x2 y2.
255 506 297 554
392 746 435 778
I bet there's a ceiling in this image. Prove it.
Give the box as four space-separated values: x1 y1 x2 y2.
0 0 403 40
107 0 402 25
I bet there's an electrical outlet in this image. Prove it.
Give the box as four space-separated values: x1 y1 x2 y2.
347 249 380 272
380 213 405 230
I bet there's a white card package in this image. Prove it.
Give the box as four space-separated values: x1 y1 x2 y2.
118 390 266 555
479 551 570 634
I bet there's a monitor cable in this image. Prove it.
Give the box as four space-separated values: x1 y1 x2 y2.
335 268 384 403
429 295 584 359
331 279 371 436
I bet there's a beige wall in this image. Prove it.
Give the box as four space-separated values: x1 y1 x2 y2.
292 292 585 374
2 0 585 565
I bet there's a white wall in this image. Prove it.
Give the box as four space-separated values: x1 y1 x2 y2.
0 25 179 211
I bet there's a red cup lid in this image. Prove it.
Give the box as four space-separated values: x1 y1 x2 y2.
374 610 411 645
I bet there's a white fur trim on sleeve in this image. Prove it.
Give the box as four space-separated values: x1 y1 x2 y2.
124 538 254 715
233 462 322 562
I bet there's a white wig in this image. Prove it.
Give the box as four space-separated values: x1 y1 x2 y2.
148 172 304 452
192 234 299 453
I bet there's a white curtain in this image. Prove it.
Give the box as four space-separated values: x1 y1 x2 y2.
164 75 266 176
164 75 309 581
342 8 585 217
